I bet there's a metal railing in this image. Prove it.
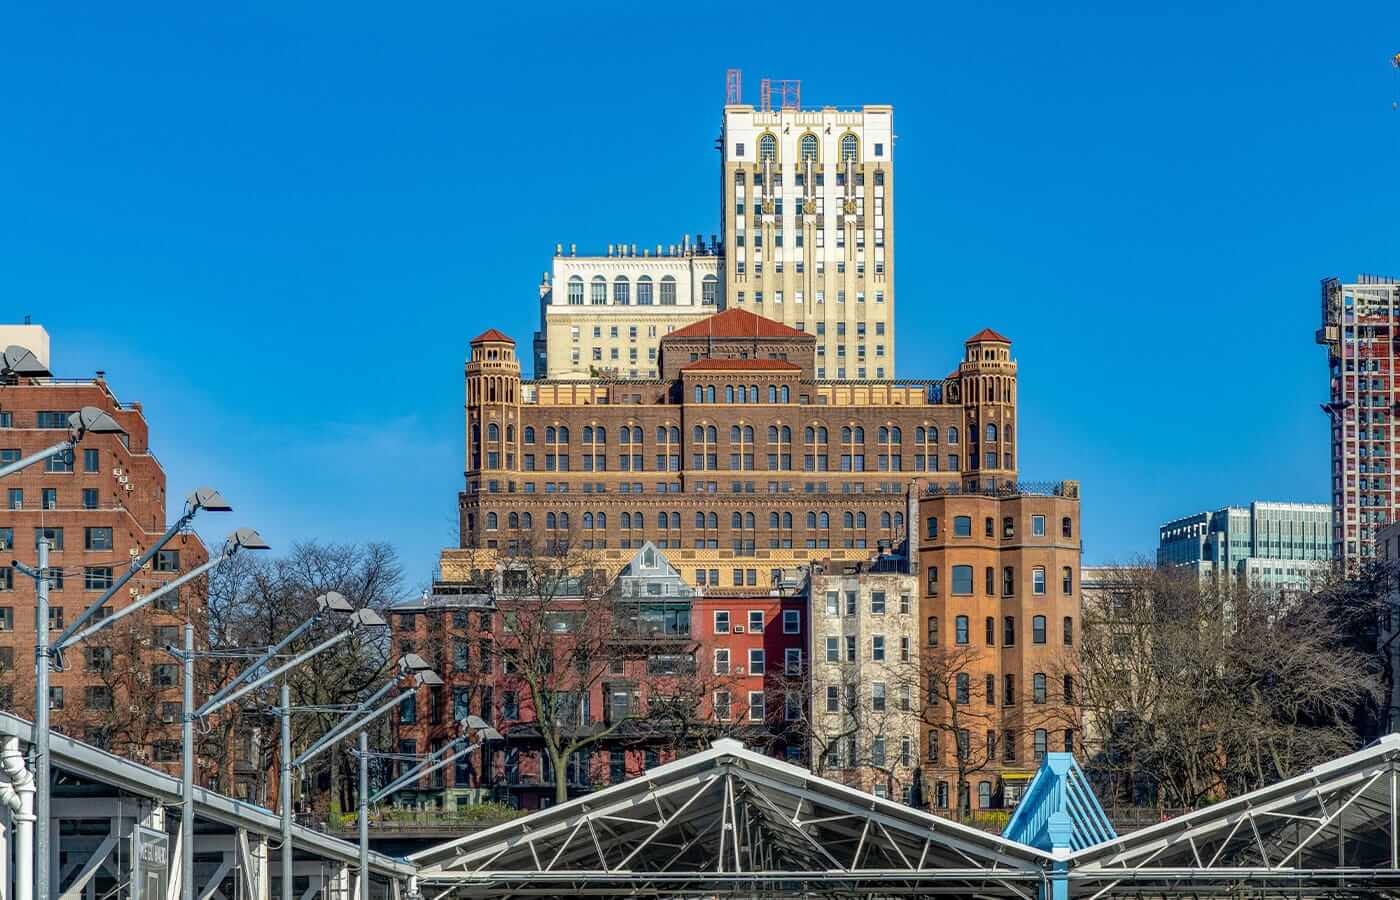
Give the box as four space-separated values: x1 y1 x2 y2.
923 480 1078 499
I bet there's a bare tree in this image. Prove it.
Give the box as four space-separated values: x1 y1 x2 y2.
919 644 1001 819
1064 564 1380 811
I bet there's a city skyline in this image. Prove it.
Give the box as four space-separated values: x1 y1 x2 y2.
3 4 1398 586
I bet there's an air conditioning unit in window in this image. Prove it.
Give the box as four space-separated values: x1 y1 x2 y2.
124 483 134 492
734 625 745 634
112 468 123 476
118 476 128 485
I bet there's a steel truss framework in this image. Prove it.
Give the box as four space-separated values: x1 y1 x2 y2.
411 739 1053 898
1065 734 1400 898
415 737 1400 899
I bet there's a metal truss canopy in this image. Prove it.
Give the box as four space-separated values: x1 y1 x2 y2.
411 739 1052 898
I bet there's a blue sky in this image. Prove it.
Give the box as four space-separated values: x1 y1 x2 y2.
3 2 1398 590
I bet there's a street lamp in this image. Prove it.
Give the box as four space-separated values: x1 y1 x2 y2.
0 405 125 480
174 592 385 900
53 487 233 653
287 657 444 900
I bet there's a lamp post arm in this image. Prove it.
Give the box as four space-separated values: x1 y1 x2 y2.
201 615 320 712
0 439 73 481
370 739 482 805
293 687 413 770
294 677 399 764
197 629 354 718
57 552 227 651
55 509 199 649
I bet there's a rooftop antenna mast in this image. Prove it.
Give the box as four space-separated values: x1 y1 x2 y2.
726 68 742 104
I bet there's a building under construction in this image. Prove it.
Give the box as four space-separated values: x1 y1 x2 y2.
1318 274 1400 563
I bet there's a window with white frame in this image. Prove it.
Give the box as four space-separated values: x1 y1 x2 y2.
714 610 730 633
749 648 765 674
748 610 764 633
783 609 800 633
748 691 765 722
825 636 839 662
714 648 730 675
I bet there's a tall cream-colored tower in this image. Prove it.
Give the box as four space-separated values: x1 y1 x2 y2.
721 99 894 380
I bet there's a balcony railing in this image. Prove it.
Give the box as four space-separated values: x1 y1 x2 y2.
924 480 1079 499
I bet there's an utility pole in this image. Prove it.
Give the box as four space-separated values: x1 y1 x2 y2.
34 538 51 900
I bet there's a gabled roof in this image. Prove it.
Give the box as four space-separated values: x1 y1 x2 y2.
967 327 1011 344
680 358 802 372
470 328 515 345
411 738 1051 896
667 308 809 340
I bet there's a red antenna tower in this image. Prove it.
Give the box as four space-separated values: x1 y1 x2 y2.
759 78 801 112
725 69 742 104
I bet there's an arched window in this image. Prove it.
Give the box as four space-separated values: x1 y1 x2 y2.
948 427 959 445
986 423 998 441
670 511 680 529
841 426 852 442
660 275 677 305
657 511 668 529
486 512 497 530
730 425 741 442
1062 516 1073 538
545 426 556 443
840 133 858 161
700 274 717 305
819 512 830 528
780 385 790 402
636 275 654 306
843 512 854 528
890 426 901 443
522 512 532 529
595 426 606 443
559 511 569 528
744 512 754 528
620 512 630 529
1033 673 1047 704
1063 616 1074 645
506 424 515 442
613 276 630 305
595 512 604 529
799 133 818 161
782 511 792 528
807 512 817 528
855 512 866 528
1062 566 1073 594
758 133 777 162
726 385 735 403
488 423 499 440
546 512 557 529
523 426 535 444
508 512 519 529
954 615 969 645
853 426 865 442
707 512 718 529
770 512 780 529
590 275 607 305
694 386 703 403
767 425 778 442
1032 615 1047 644
781 426 791 441
878 426 888 443
732 512 742 529
769 385 778 403
706 386 716 403
707 426 717 441
743 425 754 441
583 513 593 529
582 426 593 443
566 275 584 305
695 512 706 529
880 512 891 529
558 426 569 442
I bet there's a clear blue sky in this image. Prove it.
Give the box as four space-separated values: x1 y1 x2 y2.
3 2 1398 590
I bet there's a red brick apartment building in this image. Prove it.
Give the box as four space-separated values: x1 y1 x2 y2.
0 327 208 773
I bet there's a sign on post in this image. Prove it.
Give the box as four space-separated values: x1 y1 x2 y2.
132 826 169 900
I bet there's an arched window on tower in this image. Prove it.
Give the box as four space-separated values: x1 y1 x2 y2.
799 133 818 161
759 133 777 162
840 133 858 161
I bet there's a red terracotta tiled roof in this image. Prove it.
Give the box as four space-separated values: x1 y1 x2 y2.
946 368 963 379
680 358 802 372
470 328 515 344
667 308 809 340
966 328 1011 344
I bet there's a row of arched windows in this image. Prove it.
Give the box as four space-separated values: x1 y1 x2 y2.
566 273 718 307
504 422 966 447
757 132 859 164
